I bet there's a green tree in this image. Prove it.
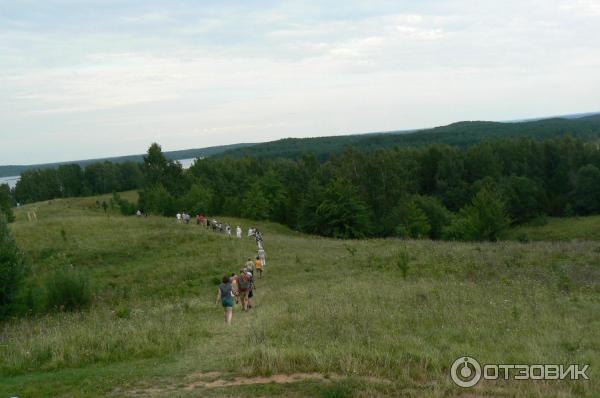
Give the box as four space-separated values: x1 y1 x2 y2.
444 186 510 241
395 201 431 239
241 183 270 220
573 164 600 214
296 179 325 234
143 143 169 188
314 179 373 238
57 164 83 197
0 215 26 319
180 184 214 215
0 184 15 222
138 185 177 216
500 175 547 223
411 195 450 239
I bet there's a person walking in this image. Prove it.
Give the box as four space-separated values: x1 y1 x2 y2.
258 248 267 268
236 225 242 239
230 273 240 304
255 256 263 278
245 257 254 271
237 268 252 311
216 275 234 324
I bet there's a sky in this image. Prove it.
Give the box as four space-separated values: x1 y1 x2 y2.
1 0 599 165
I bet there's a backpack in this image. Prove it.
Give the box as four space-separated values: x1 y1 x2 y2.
238 273 251 291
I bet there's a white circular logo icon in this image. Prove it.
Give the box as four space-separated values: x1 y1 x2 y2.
451 356 482 387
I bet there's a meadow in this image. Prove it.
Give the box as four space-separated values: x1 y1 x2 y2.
1 193 599 397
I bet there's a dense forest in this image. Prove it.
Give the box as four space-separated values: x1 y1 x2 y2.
5 124 600 242
12 162 144 204
216 114 600 161
135 135 600 241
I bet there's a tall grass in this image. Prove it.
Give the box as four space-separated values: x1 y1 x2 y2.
1 195 599 397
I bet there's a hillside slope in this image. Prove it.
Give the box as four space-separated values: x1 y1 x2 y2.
217 114 600 160
1 195 599 397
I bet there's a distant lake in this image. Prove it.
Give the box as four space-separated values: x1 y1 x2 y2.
177 158 198 169
0 175 19 189
0 158 198 190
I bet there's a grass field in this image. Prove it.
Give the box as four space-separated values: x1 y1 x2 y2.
1 193 599 397
506 215 600 241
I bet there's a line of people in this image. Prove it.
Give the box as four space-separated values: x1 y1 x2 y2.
215 256 264 325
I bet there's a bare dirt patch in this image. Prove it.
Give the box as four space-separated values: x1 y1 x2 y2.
127 371 391 396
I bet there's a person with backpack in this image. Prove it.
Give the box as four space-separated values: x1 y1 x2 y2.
254 256 263 278
237 268 252 311
230 272 240 304
247 269 255 309
216 275 234 324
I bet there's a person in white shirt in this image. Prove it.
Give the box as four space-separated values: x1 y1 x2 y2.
176 213 182 223
236 226 242 238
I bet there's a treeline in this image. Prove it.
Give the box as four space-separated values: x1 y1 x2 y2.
216 115 600 161
14 162 143 204
139 135 600 241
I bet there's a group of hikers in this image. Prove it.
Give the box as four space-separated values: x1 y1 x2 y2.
174 212 251 239
215 256 264 324
170 211 268 325
215 227 267 325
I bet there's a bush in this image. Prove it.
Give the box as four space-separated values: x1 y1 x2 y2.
111 192 137 216
0 184 15 222
444 185 510 241
45 267 92 312
0 215 26 319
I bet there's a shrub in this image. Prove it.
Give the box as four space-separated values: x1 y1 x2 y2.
0 215 26 319
45 267 92 312
111 192 137 216
0 184 15 222
444 186 510 241
396 249 410 279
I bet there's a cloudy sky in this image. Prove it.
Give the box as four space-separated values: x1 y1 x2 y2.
1 0 599 164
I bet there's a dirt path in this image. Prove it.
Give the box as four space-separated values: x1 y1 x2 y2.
127 371 391 396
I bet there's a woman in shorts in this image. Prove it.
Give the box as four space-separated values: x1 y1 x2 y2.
216 275 234 324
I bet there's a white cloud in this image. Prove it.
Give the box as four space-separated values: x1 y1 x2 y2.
0 0 599 164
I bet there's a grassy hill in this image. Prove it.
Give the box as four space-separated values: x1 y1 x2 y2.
506 216 600 241
1 195 599 397
0 143 255 178
217 114 600 160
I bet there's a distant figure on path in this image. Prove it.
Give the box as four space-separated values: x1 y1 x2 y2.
216 275 234 325
230 273 240 304
236 226 242 238
255 229 263 244
255 256 263 278
238 269 252 311
176 213 182 223
248 227 255 237
258 248 267 267
245 257 254 271
226 224 232 236
247 269 255 309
